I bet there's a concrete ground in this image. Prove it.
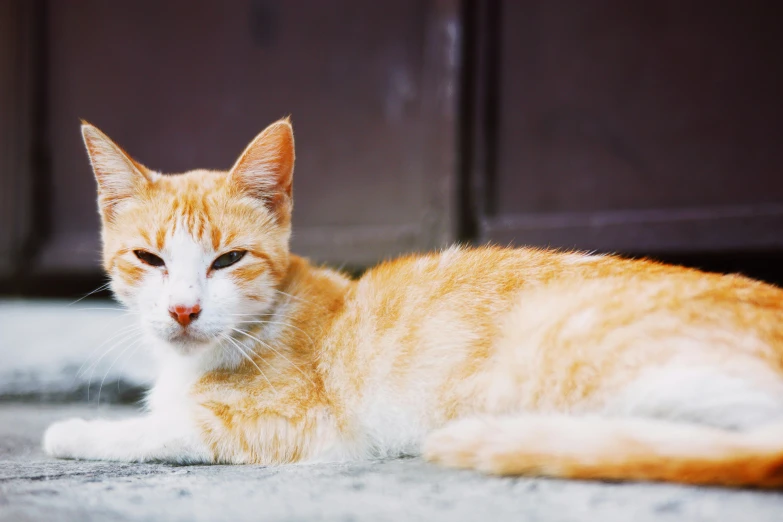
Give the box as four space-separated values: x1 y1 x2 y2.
3 300 783 521
0 300 151 402
2 404 783 522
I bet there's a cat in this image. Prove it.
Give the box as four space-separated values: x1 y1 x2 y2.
43 117 783 488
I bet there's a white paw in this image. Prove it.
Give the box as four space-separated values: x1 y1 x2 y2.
43 418 91 459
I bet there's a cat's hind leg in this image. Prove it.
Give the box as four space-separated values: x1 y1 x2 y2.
424 365 783 487
423 414 783 488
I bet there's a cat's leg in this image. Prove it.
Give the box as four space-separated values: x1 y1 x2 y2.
424 365 783 487
43 415 212 463
423 414 783 487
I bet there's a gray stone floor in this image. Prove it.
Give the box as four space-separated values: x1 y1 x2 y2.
0 300 151 402
2 404 783 522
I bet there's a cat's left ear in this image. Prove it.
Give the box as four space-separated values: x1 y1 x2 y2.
229 117 295 224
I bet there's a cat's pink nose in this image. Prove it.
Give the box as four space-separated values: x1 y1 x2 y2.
169 303 201 327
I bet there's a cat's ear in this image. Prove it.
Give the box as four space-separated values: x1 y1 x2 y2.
81 122 152 222
229 117 295 223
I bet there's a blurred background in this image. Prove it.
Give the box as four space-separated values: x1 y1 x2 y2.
2 0 783 298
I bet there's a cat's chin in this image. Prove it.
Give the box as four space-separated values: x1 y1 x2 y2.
159 330 216 354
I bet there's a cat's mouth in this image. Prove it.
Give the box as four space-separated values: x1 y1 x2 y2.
159 325 215 348
145 315 224 352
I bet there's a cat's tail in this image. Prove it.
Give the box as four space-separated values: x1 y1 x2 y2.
423 415 783 488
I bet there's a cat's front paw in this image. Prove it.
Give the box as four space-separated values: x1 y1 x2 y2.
43 418 91 459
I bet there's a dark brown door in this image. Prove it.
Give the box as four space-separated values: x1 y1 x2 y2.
0 0 37 279
471 0 783 253
33 0 459 275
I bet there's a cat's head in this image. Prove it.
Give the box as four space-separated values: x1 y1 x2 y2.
82 118 294 357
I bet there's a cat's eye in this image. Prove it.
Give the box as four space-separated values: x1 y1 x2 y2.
133 250 165 267
212 250 246 270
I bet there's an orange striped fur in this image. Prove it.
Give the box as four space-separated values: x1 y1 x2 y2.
43 118 783 489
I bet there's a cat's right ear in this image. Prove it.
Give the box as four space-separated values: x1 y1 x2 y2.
81 122 152 222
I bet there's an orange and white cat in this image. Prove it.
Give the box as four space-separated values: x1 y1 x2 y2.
44 118 783 488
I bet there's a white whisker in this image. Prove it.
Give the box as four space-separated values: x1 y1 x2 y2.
274 289 318 307
67 282 113 306
97 337 144 404
234 320 316 347
117 345 142 395
84 330 143 401
77 324 143 379
230 327 315 386
218 333 278 395
74 307 140 314
224 313 279 317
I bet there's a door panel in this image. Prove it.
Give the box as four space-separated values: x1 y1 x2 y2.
38 0 459 273
0 0 37 278
476 0 783 253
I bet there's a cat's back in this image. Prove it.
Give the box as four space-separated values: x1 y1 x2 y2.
352 244 706 302
355 244 588 297
337 245 636 356
356 244 781 300
345 244 783 342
